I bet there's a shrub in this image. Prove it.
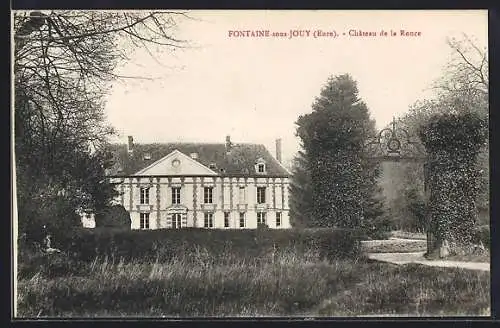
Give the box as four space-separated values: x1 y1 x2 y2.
94 205 131 229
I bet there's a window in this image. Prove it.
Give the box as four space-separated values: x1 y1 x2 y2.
255 158 266 174
204 187 213 204
172 187 181 204
257 187 266 204
140 213 150 229
239 186 246 204
172 213 182 229
224 212 230 228
276 212 282 227
239 212 246 228
140 187 150 204
204 212 214 228
257 212 266 225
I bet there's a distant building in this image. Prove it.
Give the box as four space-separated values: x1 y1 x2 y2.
87 136 291 230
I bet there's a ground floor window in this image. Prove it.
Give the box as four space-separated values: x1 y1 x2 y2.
204 212 214 228
224 212 230 228
140 213 150 229
239 212 245 228
172 213 182 229
257 212 267 225
276 212 282 227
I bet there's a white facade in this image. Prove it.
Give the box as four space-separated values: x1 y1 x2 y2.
108 149 291 230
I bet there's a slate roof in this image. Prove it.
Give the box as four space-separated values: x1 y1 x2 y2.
107 142 289 177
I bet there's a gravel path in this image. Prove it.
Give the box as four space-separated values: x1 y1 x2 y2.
367 251 490 272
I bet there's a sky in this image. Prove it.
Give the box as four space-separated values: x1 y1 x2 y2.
104 10 488 168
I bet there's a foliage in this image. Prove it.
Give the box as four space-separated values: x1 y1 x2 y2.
16 147 120 243
94 205 131 228
17 196 82 244
14 10 187 240
419 112 487 250
401 188 427 232
294 74 385 230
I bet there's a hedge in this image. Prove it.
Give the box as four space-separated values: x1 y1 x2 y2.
21 228 363 266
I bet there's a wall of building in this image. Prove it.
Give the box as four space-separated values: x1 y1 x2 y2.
110 176 290 230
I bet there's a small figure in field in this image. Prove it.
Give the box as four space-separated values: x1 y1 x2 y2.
42 225 61 254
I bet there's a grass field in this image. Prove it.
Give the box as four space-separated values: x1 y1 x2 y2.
16 248 490 317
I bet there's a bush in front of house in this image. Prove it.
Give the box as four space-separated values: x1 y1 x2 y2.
54 227 363 264
94 205 131 229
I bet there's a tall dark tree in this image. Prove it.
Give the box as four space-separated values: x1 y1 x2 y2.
294 74 385 229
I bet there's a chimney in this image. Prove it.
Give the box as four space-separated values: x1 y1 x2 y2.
275 138 282 163
225 135 232 152
127 136 134 154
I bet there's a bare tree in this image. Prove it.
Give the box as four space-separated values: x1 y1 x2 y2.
439 34 488 97
13 10 190 239
401 34 488 136
14 10 189 150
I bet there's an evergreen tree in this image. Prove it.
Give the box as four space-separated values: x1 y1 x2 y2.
294 74 385 229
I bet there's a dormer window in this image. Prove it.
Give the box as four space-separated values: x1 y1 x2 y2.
255 158 266 174
143 153 151 160
209 163 217 170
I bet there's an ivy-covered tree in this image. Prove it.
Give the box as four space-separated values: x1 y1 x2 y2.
419 112 487 256
294 74 386 230
394 34 488 231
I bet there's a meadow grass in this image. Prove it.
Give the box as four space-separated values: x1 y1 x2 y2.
16 247 490 317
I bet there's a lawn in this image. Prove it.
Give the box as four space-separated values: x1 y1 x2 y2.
16 249 490 317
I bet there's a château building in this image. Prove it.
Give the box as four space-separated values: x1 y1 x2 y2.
93 136 291 230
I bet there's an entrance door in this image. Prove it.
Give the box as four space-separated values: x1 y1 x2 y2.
172 213 182 229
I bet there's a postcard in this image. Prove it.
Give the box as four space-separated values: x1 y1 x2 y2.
12 9 489 318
